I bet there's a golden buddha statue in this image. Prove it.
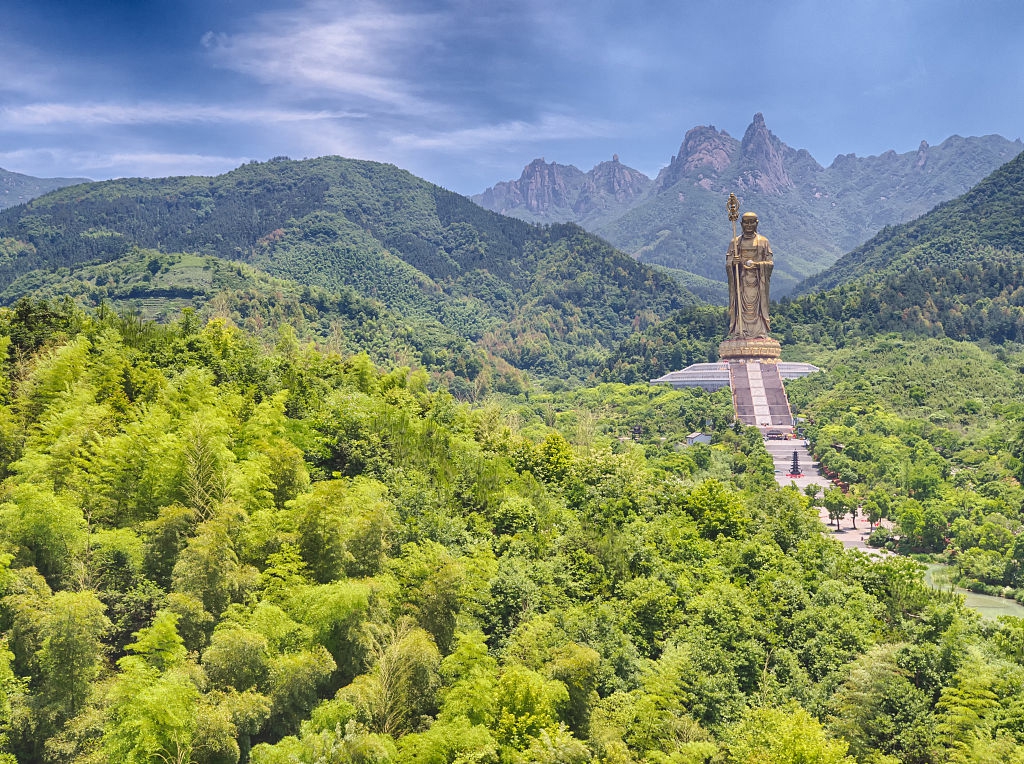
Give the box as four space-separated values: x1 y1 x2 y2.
726 210 773 339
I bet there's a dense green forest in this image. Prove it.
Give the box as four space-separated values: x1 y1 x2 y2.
0 158 695 381
0 299 1021 764
774 252 1024 347
781 335 1024 600
0 247 528 400
598 306 726 384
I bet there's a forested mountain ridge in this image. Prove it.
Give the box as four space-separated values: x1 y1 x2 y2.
0 247 513 396
475 114 1022 296
0 156 696 380
0 167 90 210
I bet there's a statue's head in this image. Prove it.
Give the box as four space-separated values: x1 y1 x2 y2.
741 212 759 235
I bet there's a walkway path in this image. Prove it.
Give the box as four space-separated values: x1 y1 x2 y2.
766 439 889 556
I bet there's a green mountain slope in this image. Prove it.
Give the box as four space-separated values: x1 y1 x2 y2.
0 247 501 389
0 156 697 379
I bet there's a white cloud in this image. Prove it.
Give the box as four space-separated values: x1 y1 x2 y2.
0 102 362 129
203 1 444 115
0 147 248 180
390 113 619 152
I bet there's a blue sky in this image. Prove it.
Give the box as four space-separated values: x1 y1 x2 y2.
2 0 1022 195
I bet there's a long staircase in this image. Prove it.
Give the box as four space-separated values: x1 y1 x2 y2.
729 362 793 428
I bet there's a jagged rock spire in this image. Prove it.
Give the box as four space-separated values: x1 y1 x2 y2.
737 113 794 194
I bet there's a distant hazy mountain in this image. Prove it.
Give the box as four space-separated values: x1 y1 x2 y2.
796 146 1024 295
0 156 695 379
473 155 652 225
475 114 1022 296
0 166 90 209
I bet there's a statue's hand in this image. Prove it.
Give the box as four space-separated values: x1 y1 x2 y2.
744 259 755 268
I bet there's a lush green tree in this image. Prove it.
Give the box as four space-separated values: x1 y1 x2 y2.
0 485 87 589
171 511 245 619
725 703 854 764
282 580 372 683
396 715 498 764
264 646 337 737
683 479 748 540
490 664 568 754
104 663 201 764
822 486 852 531
388 540 466 654
0 639 20 764
102 612 206 764
341 619 441 736
290 478 394 583
202 625 271 692
35 590 110 730
619 576 680 658
934 652 1005 759
828 644 937 763
790 581 880 681
436 630 500 729
141 503 198 588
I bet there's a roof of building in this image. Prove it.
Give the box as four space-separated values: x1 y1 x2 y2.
651 361 821 391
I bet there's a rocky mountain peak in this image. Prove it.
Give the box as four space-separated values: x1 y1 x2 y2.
472 123 1022 278
588 158 650 189
679 126 739 174
472 155 650 221
737 112 794 194
474 159 584 216
917 140 930 168
655 125 740 190
574 159 652 215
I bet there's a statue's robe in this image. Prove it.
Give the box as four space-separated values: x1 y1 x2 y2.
726 233 773 339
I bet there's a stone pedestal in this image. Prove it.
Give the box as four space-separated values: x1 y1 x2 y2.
718 336 781 361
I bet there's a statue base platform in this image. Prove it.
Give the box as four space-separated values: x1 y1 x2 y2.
718 337 782 362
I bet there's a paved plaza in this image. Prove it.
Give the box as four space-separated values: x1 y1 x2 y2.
766 439 890 556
